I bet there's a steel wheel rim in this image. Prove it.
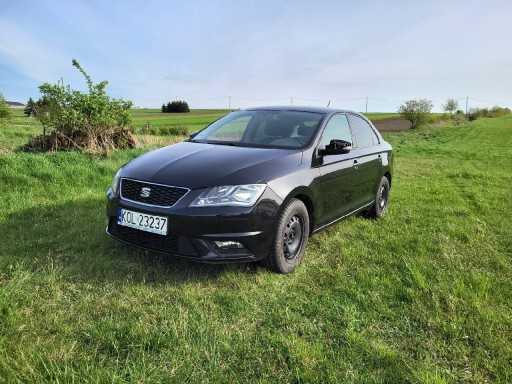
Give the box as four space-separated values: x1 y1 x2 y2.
283 215 303 260
379 183 389 210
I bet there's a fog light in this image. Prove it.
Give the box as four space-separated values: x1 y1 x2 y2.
214 241 245 249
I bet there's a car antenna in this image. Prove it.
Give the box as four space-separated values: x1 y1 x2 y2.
327 100 331 107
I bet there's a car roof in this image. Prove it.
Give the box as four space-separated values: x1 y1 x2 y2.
242 106 358 115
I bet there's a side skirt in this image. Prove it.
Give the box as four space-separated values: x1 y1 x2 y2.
312 201 374 234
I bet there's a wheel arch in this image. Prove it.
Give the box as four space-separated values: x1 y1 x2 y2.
384 171 392 188
288 192 315 236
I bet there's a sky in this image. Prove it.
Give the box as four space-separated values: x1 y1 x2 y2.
1 0 511 112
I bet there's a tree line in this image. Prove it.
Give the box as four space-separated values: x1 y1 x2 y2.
161 100 190 113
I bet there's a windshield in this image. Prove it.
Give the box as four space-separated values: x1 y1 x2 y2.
191 110 324 149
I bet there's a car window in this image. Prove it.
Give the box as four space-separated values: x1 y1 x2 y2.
320 114 352 149
349 114 380 148
208 115 251 141
194 110 324 149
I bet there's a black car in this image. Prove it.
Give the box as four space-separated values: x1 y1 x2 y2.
106 106 393 273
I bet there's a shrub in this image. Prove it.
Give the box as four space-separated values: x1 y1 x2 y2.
0 92 12 119
140 121 156 134
467 106 511 121
490 106 511 118
139 124 188 136
25 59 135 152
398 99 434 129
172 125 188 135
451 114 468 125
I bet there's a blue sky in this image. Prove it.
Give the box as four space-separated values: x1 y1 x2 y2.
1 0 511 111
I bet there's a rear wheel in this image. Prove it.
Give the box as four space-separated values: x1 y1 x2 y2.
367 176 390 219
265 199 309 273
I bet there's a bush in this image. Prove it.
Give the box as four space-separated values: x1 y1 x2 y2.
162 100 190 113
24 59 135 152
139 124 188 136
467 106 511 121
451 114 468 125
398 99 434 129
140 121 156 135
0 92 12 119
489 106 511 117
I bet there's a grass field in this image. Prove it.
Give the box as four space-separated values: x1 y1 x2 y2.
0 112 511 382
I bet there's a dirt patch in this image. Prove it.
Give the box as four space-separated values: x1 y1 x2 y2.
371 117 411 132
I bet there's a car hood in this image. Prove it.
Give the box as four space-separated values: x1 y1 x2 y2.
122 142 303 189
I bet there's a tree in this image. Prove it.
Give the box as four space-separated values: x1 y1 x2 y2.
24 97 36 117
442 98 458 114
167 100 190 113
398 98 434 129
0 92 12 119
162 100 190 113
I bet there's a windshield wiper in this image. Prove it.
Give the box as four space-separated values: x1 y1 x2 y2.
209 141 241 146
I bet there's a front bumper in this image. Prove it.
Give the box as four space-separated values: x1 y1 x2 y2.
106 187 282 263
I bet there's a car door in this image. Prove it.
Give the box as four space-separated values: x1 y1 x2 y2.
315 114 359 227
347 113 383 207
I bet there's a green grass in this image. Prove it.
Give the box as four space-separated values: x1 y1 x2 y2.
0 113 511 382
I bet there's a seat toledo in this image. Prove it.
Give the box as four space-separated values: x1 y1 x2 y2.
106 106 393 273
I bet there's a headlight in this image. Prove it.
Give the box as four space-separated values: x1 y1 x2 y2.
111 168 122 196
189 184 265 207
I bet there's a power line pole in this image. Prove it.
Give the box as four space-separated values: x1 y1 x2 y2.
228 96 231 110
465 96 469 115
366 96 368 114
291 96 293 106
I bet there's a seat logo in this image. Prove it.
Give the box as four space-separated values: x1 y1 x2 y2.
140 187 151 198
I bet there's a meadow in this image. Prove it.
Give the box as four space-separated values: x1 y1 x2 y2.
0 110 510 382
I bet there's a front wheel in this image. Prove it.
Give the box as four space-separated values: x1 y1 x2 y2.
265 199 310 274
366 176 390 219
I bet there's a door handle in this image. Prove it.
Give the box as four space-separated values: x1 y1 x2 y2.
353 160 359 169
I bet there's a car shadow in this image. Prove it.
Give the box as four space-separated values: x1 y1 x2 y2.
0 197 264 286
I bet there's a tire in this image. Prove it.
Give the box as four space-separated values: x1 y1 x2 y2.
367 176 390 219
265 199 310 274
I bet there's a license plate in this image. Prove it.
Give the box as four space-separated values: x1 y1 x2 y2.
118 208 168 235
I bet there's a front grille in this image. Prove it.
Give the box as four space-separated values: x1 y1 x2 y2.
109 219 200 256
121 179 188 207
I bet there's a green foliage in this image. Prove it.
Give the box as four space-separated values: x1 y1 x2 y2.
162 100 190 113
139 121 188 135
467 106 511 121
23 97 36 117
442 98 458 114
30 59 134 151
0 92 13 119
398 98 434 129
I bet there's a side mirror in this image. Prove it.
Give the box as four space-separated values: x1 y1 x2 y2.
319 139 352 156
189 131 199 139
